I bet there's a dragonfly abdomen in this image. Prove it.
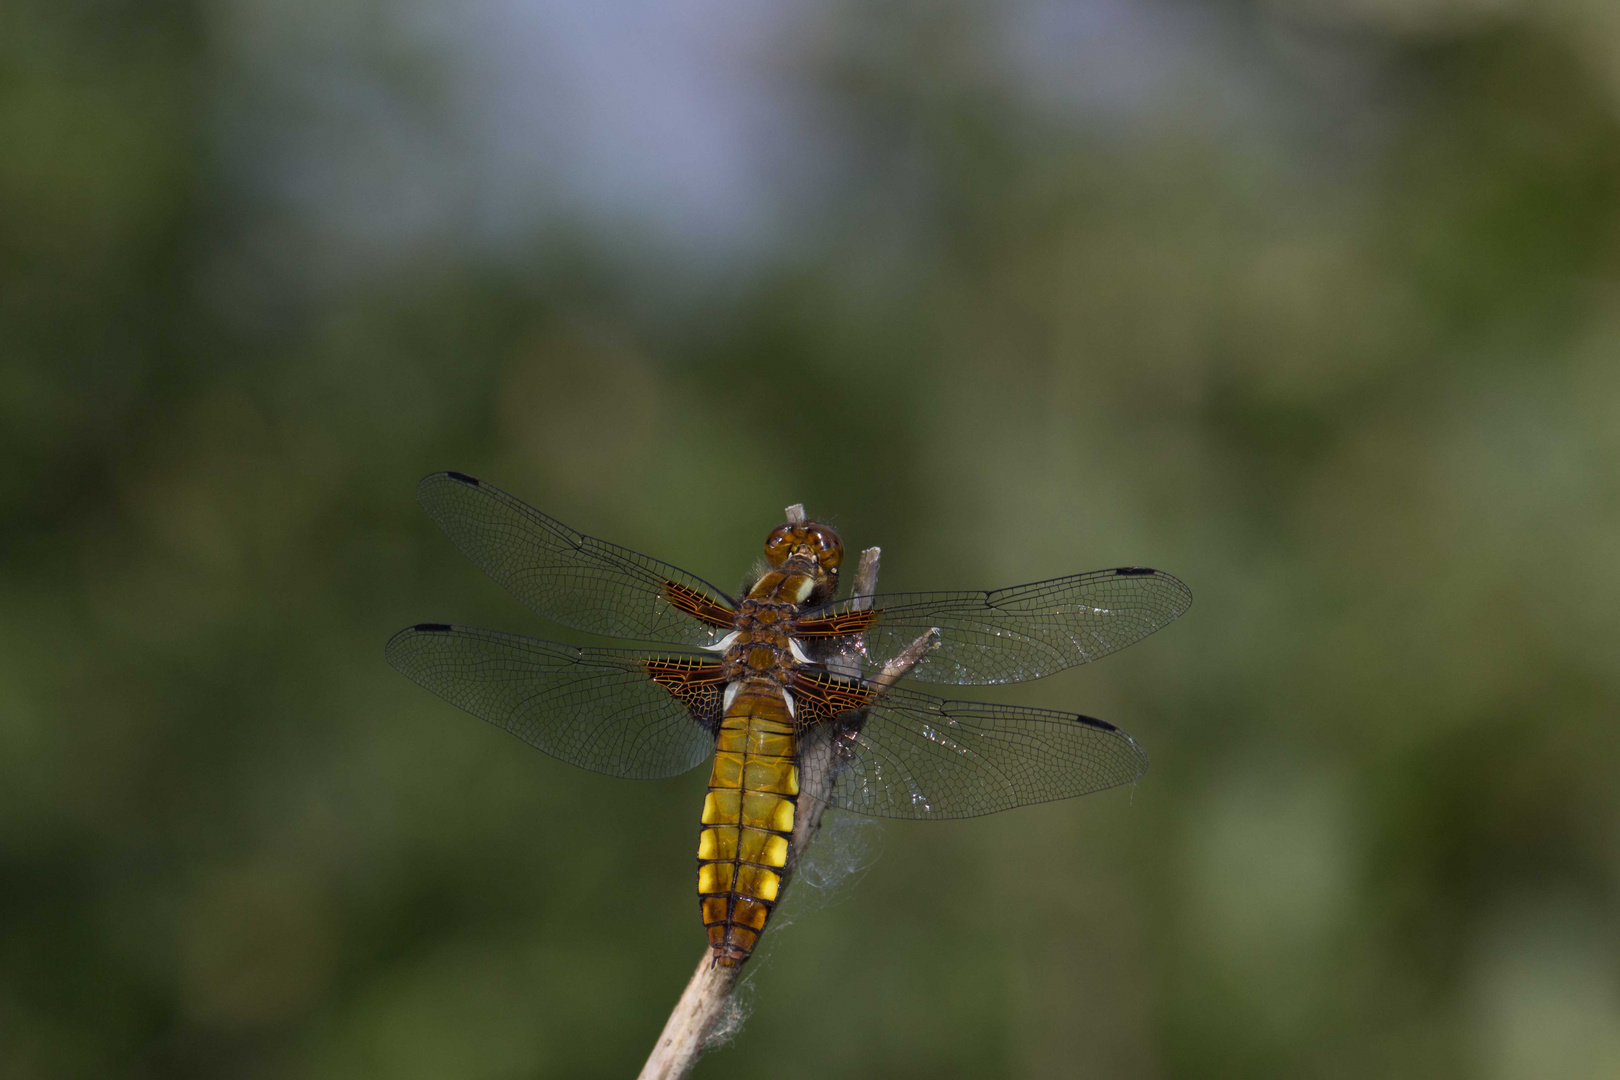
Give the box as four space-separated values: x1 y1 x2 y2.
697 684 798 967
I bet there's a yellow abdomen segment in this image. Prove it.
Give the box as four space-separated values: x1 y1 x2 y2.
697 687 798 966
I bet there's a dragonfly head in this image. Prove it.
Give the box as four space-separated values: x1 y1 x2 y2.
765 521 843 571
763 520 842 604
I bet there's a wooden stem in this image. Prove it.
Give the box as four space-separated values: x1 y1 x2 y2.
636 509 936 1080
851 547 880 609
636 953 741 1080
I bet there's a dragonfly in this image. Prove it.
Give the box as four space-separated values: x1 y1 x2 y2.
386 472 1190 967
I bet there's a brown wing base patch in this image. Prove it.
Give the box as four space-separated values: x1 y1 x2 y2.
663 581 738 630
646 659 727 728
793 609 880 638
791 670 877 727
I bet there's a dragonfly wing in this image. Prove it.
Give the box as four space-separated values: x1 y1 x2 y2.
797 568 1191 685
791 673 1148 820
417 472 738 647
386 623 722 779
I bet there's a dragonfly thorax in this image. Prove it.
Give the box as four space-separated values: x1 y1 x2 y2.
721 595 810 693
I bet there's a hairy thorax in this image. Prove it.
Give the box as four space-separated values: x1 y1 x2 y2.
720 599 795 686
715 563 823 696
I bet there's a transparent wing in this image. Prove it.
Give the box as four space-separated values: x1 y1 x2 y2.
417 472 737 647
796 568 1191 685
385 623 722 779
792 674 1149 820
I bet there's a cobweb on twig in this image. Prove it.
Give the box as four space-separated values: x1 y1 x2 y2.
776 810 883 920
701 979 755 1050
700 811 879 1049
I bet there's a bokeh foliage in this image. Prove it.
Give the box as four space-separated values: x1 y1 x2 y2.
4 1 1620 1078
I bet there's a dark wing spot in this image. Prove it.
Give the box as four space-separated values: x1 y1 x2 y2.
413 623 454 632
1075 715 1119 731
445 471 480 485
1114 566 1155 576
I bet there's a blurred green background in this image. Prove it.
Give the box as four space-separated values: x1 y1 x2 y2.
5 0 1620 1077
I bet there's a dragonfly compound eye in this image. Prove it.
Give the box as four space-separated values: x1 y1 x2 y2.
806 525 843 570
764 525 795 566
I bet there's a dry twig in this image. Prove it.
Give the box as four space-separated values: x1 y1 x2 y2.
636 507 936 1080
